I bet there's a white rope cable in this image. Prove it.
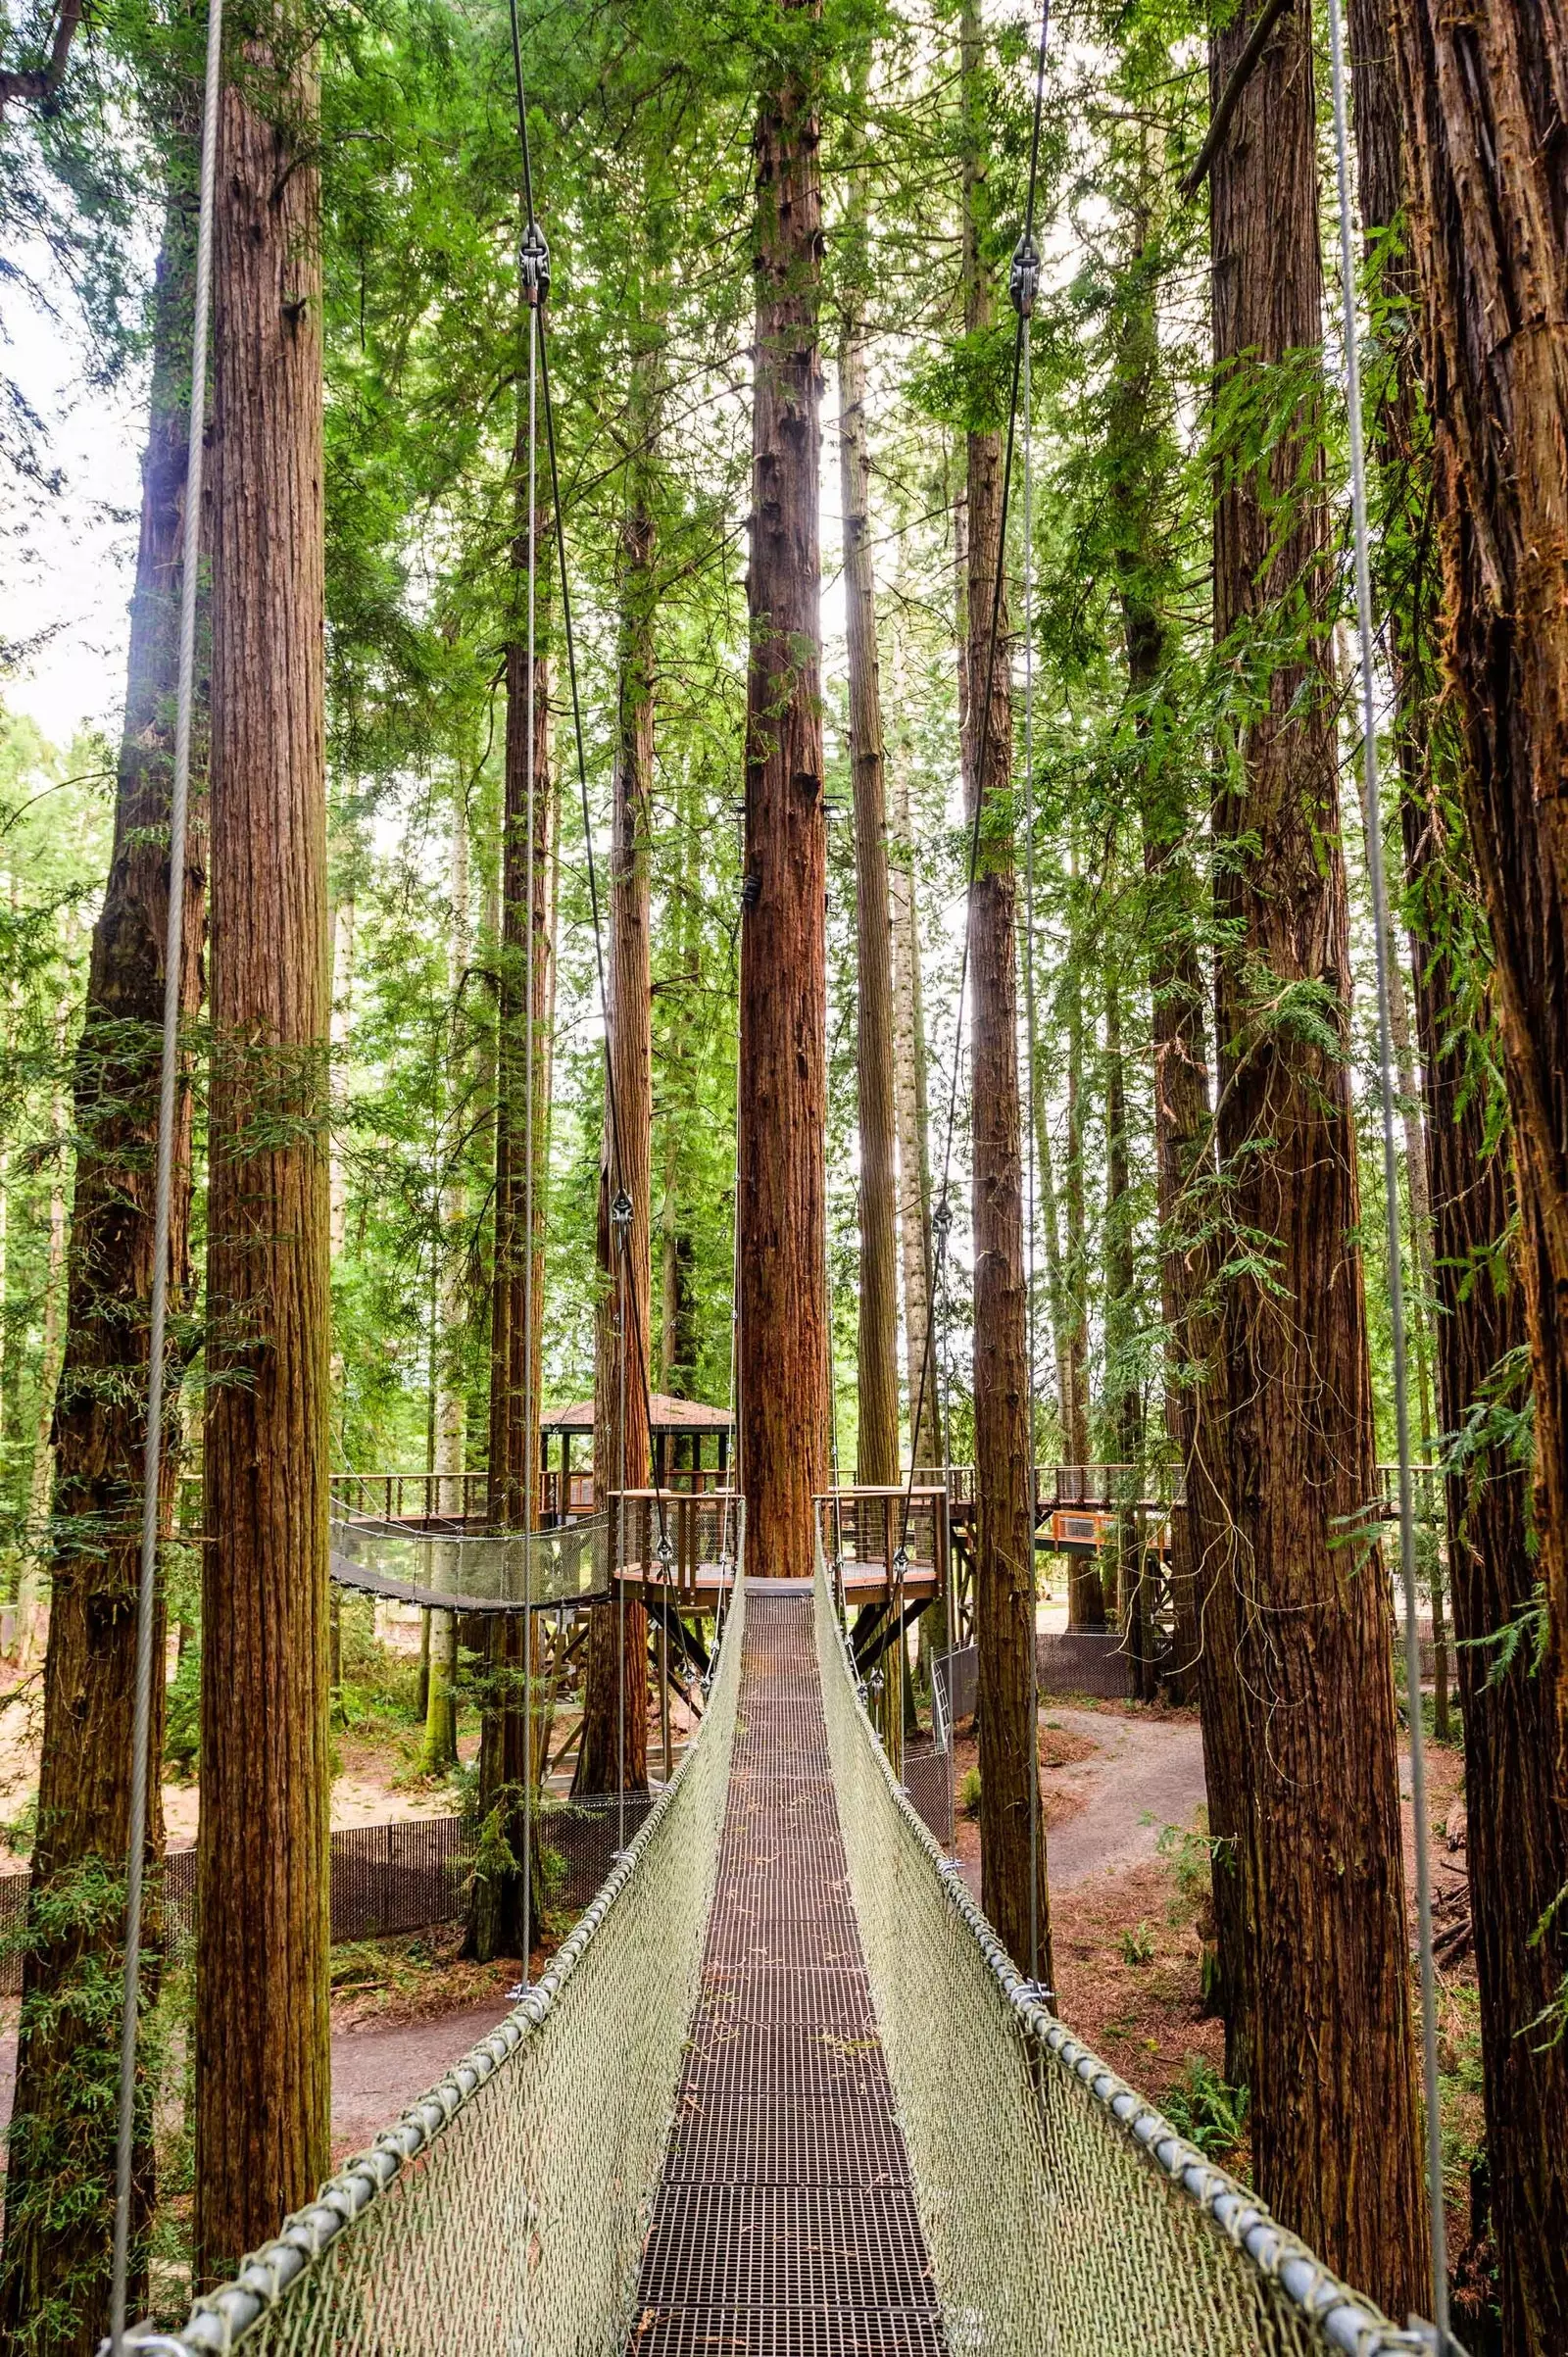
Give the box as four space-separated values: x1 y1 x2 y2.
519 280 538 1989
1016 276 1043 1989
1323 5 1450 2344
110 1 223 2341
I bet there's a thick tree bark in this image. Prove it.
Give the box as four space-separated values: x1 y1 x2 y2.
959 0 1051 1985
887 720 937 1469
1348 9 1568 2343
1389 0 1568 1784
0 179 206 2355
195 10 332 2282
738 16 828 1582
839 320 899 1486
578 392 658 1797
1060 881 1092 1472
472 547 552 1952
1101 207 1247 2041
1206 0 1427 2310
1102 970 1148 1684
421 794 469 1778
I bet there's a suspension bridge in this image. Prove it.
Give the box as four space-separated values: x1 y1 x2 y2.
129 1518 1430 2357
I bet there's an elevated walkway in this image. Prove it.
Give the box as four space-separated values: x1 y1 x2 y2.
630 1581 942 2350
163 1549 1425 2357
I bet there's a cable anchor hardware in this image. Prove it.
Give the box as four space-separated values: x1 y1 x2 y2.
892 1546 909 1576
1009 231 1041 319
611 1188 633 1234
519 218 550 307
932 1196 953 1250
656 1531 675 1571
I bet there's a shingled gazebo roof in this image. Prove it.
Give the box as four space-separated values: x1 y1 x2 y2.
539 1394 733 1436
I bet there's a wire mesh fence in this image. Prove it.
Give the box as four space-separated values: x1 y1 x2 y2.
329 1513 611 1613
0 1799 668 1994
154 1573 746 2357
812 1535 1424 2357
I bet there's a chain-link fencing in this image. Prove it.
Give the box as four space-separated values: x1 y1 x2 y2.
153 1573 745 2357
812 1535 1426 2357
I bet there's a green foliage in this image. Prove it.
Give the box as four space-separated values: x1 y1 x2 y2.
1119 1921 1155 1967
1161 2059 1250 2163
959 1766 982 1818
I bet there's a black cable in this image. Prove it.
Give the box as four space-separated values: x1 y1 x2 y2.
900 0 1054 1546
505 27 670 1550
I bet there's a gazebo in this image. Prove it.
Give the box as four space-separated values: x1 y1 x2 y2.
539 1393 734 1519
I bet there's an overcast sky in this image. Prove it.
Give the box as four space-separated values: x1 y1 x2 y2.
2 249 144 753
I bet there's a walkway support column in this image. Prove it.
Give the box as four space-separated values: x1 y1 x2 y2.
738 6 828 1582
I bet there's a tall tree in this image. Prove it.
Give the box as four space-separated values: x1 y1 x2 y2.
472 404 553 1952
1102 963 1147 1680
419 786 470 1777
839 218 899 1488
0 170 206 2355
1348 8 1568 2341
1099 132 1247 2049
1389 0 1568 1781
195 0 332 2281
958 0 1051 1982
1204 0 1426 2308
578 318 660 1798
887 709 937 1468
738 0 828 1581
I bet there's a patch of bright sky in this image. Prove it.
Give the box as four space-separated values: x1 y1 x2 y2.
1 241 147 753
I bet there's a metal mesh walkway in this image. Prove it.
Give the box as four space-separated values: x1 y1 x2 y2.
628 1581 945 2355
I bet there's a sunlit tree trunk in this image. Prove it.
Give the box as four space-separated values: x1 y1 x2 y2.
195 3 332 2279
738 5 828 1580
839 310 899 1486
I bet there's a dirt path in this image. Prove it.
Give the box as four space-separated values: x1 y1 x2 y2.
955 1704 1208 1905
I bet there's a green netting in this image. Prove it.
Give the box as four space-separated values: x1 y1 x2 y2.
167 1571 746 2357
811 1535 1422 2357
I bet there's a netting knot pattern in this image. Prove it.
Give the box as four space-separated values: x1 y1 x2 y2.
156 1573 746 2357
811 1535 1428 2357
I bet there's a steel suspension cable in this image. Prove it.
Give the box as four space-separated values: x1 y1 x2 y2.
110 0 223 2341
1322 4 1449 2341
900 0 1053 1549
1015 256 1043 1988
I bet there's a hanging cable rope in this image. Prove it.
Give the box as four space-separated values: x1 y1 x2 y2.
1011 227 1043 1988
109 0 223 2343
517 208 546 1992
1322 3 1450 2343
901 0 1053 1547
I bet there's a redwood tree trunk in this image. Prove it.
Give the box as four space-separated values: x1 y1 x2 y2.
1349 9 1568 2341
839 317 899 1487
888 722 937 1469
1206 0 1426 2308
472 523 552 1950
960 0 1051 1985
578 406 657 1797
1389 0 1568 1784
0 178 205 2354
1103 211 1247 2046
738 17 828 1582
195 10 332 2281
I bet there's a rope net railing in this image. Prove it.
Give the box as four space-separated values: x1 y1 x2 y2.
810 1535 1424 2357
328 1512 610 1614
154 1570 746 2357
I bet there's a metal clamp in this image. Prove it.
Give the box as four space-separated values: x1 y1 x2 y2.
1009 230 1041 319
519 218 550 305
611 1188 633 1233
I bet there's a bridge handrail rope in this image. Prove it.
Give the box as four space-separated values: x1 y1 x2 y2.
140 1541 745 2357
811 1533 1429 2356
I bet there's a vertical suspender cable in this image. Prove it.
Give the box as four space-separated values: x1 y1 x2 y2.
519 263 539 1991
1323 3 1449 2345
1012 240 1043 1989
110 0 223 2343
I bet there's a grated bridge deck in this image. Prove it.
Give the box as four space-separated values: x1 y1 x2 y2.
627 1582 946 2354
